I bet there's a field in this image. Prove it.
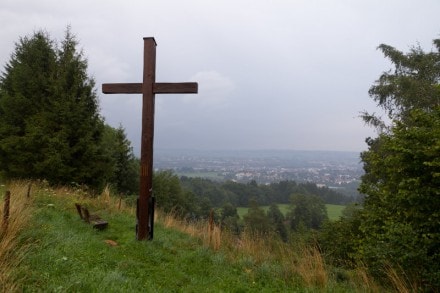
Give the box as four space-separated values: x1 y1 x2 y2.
237 204 345 221
175 170 225 180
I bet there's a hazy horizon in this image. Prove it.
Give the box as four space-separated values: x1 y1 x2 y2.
153 147 362 154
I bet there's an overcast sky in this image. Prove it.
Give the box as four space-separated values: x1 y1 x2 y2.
1 1 439 154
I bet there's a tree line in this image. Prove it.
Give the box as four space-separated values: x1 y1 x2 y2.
180 176 353 207
0 28 139 195
153 169 332 243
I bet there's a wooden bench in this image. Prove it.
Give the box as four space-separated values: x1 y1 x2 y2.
75 203 108 230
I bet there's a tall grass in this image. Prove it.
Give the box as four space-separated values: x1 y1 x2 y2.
158 211 332 289
0 181 34 292
158 208 417 292
385 264 419 293
50 183 135 215
156 210 222 250
294 245 328 287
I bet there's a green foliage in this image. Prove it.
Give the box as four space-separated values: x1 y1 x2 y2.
0 29 104 188
320 37 440 290
0 28 138 193
353 37 440 289
359 107 440 287
102 125 139 195
237 204 344 222
287 193 328 231
180 176 233 207
319 204 364 267
181 177 354 208
362 38 440 130
153 170 198 218
219 202 241 234
243 200 272 236
0 31 57 179
267 203 288 242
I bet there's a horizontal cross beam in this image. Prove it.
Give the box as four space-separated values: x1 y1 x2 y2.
154 83 198 94
102 83 142 94
102 82 198 94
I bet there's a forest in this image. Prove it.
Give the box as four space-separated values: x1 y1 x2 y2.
180 176 354 207
0 28 439 290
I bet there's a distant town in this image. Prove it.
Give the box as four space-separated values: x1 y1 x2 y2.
154 149 364 197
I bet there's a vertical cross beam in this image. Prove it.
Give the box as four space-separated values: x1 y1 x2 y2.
102 37 198 240
139 37 156 240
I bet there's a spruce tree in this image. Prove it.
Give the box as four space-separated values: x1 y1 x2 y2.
0 28 112 189
0 31 57 179
102 124 139 195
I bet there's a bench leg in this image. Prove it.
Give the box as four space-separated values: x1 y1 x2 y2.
75 203 83 220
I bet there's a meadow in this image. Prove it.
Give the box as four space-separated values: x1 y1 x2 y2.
237 204 345 221
176 170 225 181
0 181 405 292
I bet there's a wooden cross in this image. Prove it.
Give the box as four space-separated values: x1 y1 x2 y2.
102 37 198 240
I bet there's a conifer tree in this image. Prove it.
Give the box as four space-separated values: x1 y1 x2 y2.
102 124 139 195
243 199 272 236
267 203 288 242
0 31 57 179
0 28 114 189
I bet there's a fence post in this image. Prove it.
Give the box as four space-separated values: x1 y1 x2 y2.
2 190 11 234
27 182 32 198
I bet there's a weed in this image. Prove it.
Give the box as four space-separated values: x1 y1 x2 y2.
0 181 34 292
385 264 419 293
295 245 328 288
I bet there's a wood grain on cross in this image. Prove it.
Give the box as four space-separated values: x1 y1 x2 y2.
102 37 198 240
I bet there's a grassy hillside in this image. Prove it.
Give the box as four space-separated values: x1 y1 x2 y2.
14 193 293 292
1 181 391 292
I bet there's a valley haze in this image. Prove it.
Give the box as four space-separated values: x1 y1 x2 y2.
154 149 363 193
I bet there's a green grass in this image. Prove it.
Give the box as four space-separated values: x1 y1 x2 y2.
325 204 346 220
14 191 300 292
237 204 345 221
0 183 6 198
176 171 225 180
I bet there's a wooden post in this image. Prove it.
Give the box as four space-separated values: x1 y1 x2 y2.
75 203 84 220
2 191 11 233
137 37 155 241
27 182 32 198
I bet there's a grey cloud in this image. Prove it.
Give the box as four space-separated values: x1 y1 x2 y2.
1 0 439 153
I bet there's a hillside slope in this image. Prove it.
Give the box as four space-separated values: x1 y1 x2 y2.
3 183 377 292
12 188 298 292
